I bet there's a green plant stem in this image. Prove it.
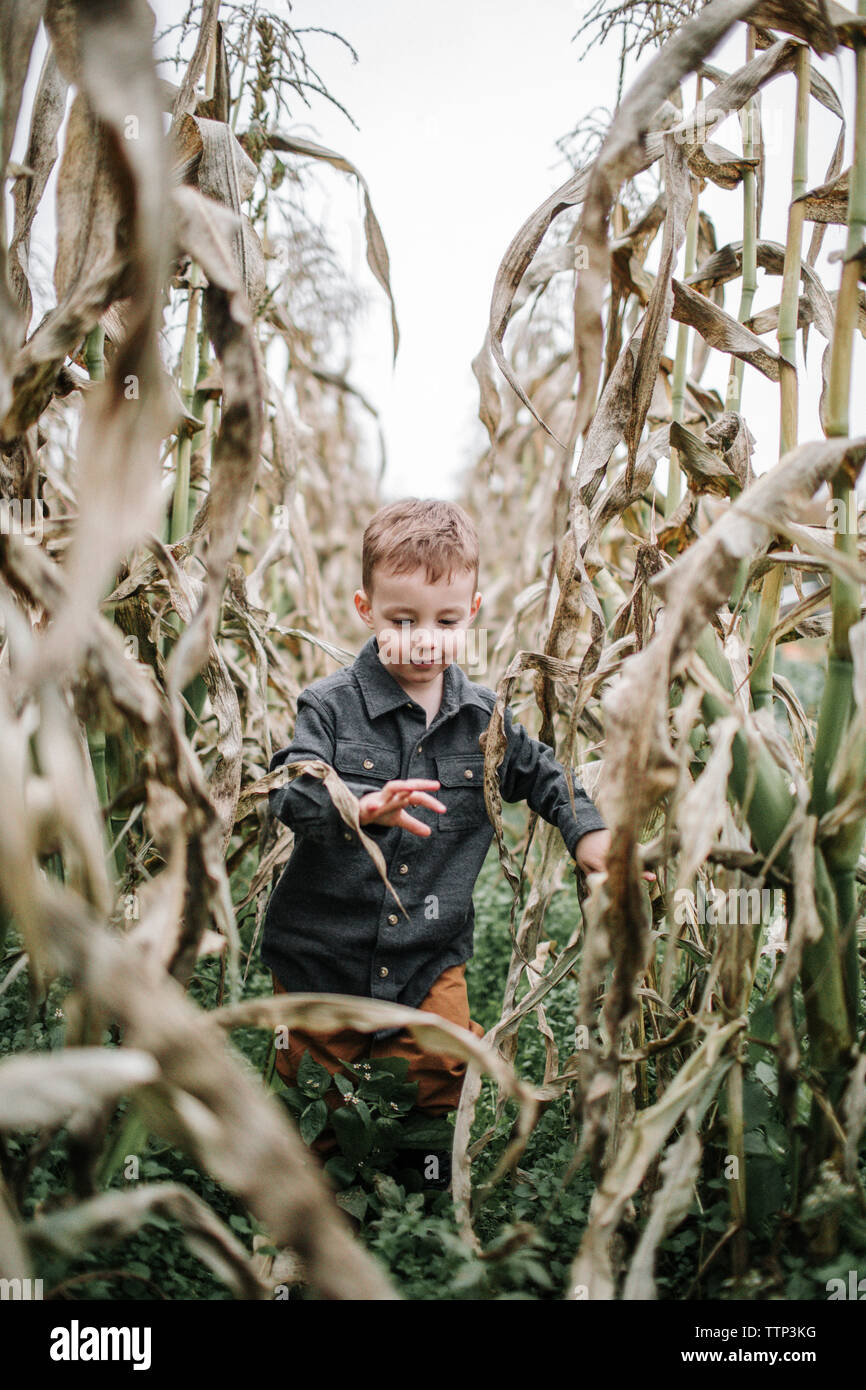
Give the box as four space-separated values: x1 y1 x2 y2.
806 12 866 1079
82 324 126 883
696 629 794 858
725 27 758 413
750 45 810 712
169 264 203 546
97 1110 151 1189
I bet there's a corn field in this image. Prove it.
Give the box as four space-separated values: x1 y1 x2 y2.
2 0 866 1311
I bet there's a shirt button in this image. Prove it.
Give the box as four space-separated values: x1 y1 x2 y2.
417 744 423 754
343 831 352 841
464 768 474 779
398 863 408 874
379 965 389 978
387 913 398 924
363 758 374 769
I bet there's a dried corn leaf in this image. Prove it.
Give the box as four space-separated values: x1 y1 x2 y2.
8 43 69 323
26 1183 268 1299
749 0 865 51
569 1020 740 1299
246 131 399 361
672 279 781 380
169 0 220 124
670 419 741 496
0 1048 158 1130
172 112 265 308
799 166 851 224
625 135 693 483
621 1122 703 1299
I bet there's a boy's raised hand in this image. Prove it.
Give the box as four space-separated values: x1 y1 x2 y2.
358 779 446 837
574 827 656 882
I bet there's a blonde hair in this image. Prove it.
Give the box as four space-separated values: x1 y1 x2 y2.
362 498 479 598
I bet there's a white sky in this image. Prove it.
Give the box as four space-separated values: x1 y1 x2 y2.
197 0 861 503
14 2 866 503
265 0 632 498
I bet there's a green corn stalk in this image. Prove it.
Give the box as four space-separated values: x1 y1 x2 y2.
81 326 125 884
726 29 758 612
697 628 852 1062
750 45 811 712
169 263 203 546
806 8 866 1090
725 32 758 414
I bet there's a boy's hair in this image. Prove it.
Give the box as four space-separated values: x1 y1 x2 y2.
362 498 479 598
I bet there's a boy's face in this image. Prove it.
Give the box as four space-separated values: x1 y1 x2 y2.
354 564 482 690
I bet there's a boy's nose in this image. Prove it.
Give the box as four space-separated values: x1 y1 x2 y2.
410 633 435 661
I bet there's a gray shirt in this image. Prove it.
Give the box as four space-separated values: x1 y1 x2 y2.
262 633 606 1031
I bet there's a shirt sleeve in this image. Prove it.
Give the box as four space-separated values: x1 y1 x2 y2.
498 705 607 857
268 690 384 844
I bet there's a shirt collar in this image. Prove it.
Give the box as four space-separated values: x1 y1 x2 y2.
352 632 490 721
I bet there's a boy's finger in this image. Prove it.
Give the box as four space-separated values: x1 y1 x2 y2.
406 792 446 812
397 810 433 837
385 787 446 811
381 780 437 800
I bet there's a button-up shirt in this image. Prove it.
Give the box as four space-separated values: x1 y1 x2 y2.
261 633 606 1032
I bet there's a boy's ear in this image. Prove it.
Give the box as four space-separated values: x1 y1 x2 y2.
471 590 482 619
354 588 375 626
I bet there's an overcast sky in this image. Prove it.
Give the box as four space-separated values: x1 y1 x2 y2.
191 0 859 503
18 2 866 502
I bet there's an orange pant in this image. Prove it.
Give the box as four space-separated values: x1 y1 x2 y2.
271 964 484 1156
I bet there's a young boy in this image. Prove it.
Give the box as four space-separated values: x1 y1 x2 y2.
262 498 612 1160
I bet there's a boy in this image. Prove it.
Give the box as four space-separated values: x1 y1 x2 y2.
262 498 612 1161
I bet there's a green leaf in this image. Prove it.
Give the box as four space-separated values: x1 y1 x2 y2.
746 1155 786 1229
299 1099 329 1146
333 1073 355 1098
336 1186 368 1220
755 1059 778 1094
356 1073 397 1101
297 1050 332 1098
371 1117 402 1150
749 1001 776 1041
323 1155 357 1188
397 1115 453 1150
278 1086 307 1114
743 1128 772 1155
367 1057 411 1080
331 1105 373 1163
742 1077 773 1128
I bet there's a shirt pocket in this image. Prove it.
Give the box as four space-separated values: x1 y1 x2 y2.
433 752 489 832
333 740 401 791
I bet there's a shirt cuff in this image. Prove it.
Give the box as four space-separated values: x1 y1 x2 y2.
560 799 607 860
271 777 384 842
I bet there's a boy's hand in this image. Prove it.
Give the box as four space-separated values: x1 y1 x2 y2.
573 828 656 882
358 779 446 837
